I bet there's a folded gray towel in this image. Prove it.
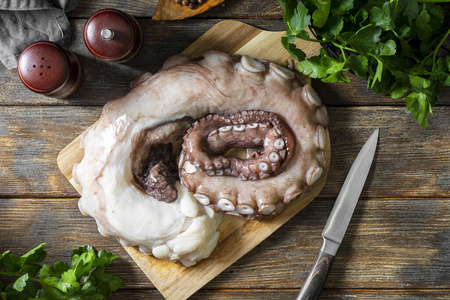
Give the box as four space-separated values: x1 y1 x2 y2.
0 0 79 70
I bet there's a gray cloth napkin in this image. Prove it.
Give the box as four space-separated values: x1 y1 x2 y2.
0 0 79 71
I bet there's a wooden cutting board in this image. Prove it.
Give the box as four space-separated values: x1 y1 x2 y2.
57 20 327 300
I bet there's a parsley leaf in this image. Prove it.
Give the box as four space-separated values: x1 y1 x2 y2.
379 40 396 56
431 56 450 86
0 244 123 299
278 0 310 34
347 24 382 54
281 36 307 61
332 0 354 15
12 274 29 292
18 243 47 277
390 82 410 99
310 0 331 27
291 1 311 32
297 54 330 78
398 0 419 21
347 54 369 78
317 15 344 39
415 9 432 41
298 49 339 78
405 92 432 128
370 2 393 31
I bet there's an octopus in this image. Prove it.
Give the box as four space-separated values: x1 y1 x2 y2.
74 51 329 266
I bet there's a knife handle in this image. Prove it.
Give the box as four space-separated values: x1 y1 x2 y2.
295 250 334 300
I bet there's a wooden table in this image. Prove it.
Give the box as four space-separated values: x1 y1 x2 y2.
1 0 449 299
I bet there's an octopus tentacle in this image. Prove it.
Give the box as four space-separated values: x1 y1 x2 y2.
130 120 193 202
180 110 295 181
75 50 329 266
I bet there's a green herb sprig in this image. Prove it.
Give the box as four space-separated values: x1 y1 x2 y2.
0 244 123 299
278 0 450 128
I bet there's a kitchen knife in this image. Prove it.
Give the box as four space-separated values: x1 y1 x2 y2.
296 129 379 300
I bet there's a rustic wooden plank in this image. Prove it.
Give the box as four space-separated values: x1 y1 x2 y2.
1 198 449 290
0 106 449 198
108 288 450 299
68 0 157 18
67 0 450 27
0 284 446 300
0 19 284 106
0 106 100 197
313 76 450 107
68 0 284 19
327 107 450 200
2 19 448 106
210 199 450 290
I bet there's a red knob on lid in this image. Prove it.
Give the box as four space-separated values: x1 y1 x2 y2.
84 9 143 62
17 41 82 98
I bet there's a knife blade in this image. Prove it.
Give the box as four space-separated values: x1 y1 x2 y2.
296 129 379 300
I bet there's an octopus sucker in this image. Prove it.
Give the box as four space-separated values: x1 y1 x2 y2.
315 125 327 150
258 204 277 215
269 62 295 80
75 50 329 266
304 83 322 106
217 198 236 211
193 193 210 205
307 166 324 186
241 55 266 73
236 204 255 215
284 189 303 204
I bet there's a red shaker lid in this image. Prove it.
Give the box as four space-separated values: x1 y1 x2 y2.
18 42 67 93
17 41 82 98
84 9 143 62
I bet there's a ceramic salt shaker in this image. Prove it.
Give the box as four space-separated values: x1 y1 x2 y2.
17 41 82 98
84 9 143 62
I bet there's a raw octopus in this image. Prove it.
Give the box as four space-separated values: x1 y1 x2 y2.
74 51 329 266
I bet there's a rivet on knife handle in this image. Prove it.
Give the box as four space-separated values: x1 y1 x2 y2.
295 249 334 300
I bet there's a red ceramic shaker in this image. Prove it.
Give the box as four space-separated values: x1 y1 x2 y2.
17 41 82 98
84 9 143 62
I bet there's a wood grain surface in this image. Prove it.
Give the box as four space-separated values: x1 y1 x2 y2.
1 198 448 292
1 107 448 198
68 0 284 18
1 18 448 106
1 0 449 299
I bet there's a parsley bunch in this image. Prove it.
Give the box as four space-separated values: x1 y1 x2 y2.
278 0 450 128
0 244 123 300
